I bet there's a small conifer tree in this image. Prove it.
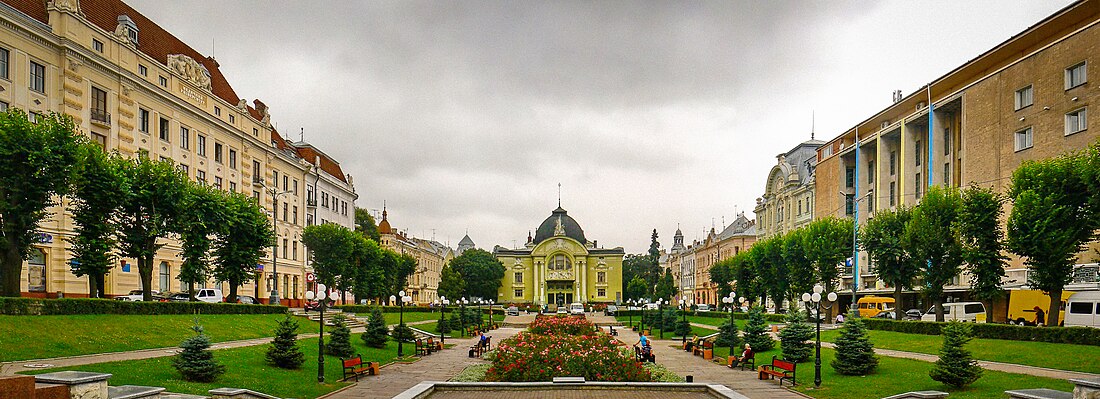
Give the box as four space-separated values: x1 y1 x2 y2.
930 321 983 388
391 322 416 343
437 309 451 336
361 307 389 348
742 306 775 352
779 310 814 363
266 313 305 369
173 320 226 382
325 314 356 358
830 314 878 375
662 308 678 332
714 317 742 349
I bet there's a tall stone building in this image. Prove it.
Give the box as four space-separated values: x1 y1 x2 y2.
813 0 1100 305
376 207 451 304
1 0 356 303
754 138 823 239
494 206 625 307
689 214 756 306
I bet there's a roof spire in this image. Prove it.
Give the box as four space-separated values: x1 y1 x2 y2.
557 182 561 207
811 110 815 141
382 201 387 221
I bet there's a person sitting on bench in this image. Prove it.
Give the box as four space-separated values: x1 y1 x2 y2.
634 332 652 359
729 343 753 368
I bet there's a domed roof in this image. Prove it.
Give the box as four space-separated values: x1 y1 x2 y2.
532 207 587 245
378 207 392 234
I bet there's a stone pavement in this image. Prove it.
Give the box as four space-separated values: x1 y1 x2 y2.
323 327 522 399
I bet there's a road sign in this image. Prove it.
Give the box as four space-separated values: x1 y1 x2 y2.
306 272 316 283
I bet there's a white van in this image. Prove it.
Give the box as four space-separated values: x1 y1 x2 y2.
569 302 585 315
195 288 224 303
1065 291 1100 328
921 302 986 322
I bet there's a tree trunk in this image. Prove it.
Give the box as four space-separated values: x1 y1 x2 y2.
985 300 994 324
894 285 904 320
188 282 195 302
88 273 100 298
227 278 239 304
139 256 154 301
1047 288 1061 327
934 297 945 322
1 244 23 297
95 274 106 298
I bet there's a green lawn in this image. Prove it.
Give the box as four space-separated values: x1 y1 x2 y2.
0 314 288 362
819 328 1100 374
355 311 503 326
615 319 718 339
22 333 411 399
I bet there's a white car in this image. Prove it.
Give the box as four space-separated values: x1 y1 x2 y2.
168 288 224 303
921 302 987 322
696 304 711 312
570 302 585 315
115 289 161 301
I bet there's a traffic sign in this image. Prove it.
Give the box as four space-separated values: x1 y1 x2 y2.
306 272 316 283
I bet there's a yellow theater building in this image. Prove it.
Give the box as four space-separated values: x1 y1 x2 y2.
493 206 624 307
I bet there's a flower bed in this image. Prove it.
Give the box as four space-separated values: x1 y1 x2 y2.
486 316 649 382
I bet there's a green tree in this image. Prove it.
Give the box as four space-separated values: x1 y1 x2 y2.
302 224 359 292
391 323 415 344
354 207 381 241
362 307 389 348
715 317 742 350
929 322 983 388
266 314 305 369
779 310 814 363
655 269 676 302
958 185 1008 323
1008 151 1096 326
742 305 774 352
625 275 648 302
781 229 814 305
438 264 465 301
212 192 274 303
830 315 878 375
326 314 355 358
648 229 661 289
906 186 964 322
448 248 504 300
176 183 224 300
752 236 786 309
116 154 186 301
350 237 384 303
173 321 226 382
622 253 654 297
709 258 734 300
732 251 761 305
68 145 126 298
0 110 84 296
861 206 919 319
802 217 854 293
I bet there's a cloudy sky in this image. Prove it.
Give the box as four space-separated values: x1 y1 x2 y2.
131 0 1069 254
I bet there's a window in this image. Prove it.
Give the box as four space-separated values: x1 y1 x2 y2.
915 140 922 166
179 126 189 149
915 172 922 199
1015 127 1033 151
1015 85 1033 110
0 48 8 79
844 194 854 215
514 272 523 283
597 288 606 297
943 163 951 186
889 182 896 207
293 180 298 195
274 170 279 187
29 61 45 93
867 160 874 183
214 106 221 116
90 86 108 124
292 241 298 261
196 134 206 156
307 185 315 205
282 239 288 258
229 181 236 192
214 142 223 163
1066 62 1087 89
1069 302 1093 314
292 206 298 224
283 175 288 190
92 38 103 52
159 262 171 292
514 289 523 298
27 249 45 292
253 190 261 201
229 114 235 123
139 108 149 133
845 168 854 188
889 151 896 176
196 170 206 183
179 164 189 175
306 214 314 226
228 149 237 169
1066 108 1087 135
253 127 259 136
283 203 288 222
159 75 167 87
214 176 222 190
252 161 261 184
944 128 951 155
159 117 170 141
138 64 147 76
0 101 7 111
322 192 329 207
597 271 606 283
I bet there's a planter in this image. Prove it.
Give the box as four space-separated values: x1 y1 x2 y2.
703 349 713 360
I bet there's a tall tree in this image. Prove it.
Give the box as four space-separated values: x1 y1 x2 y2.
438 263 465 301
731 251 761 305
68 145 126 298
905 186 964 322
622 254 653 297
302 223 358 292
350 237 384 303
709 258 734 300
354 207 380 242
754 236 787 309
447 248 504 300
802 217 854 293
1008 150 1095 326
212 192 274 303
655 268 676 302
625 275 648 302
781 229 815 304
176 183 224 300
647 229 661 289
116 154 187 301
861 206 919 319
381 251 418 298
0 110 84 296
957 185 1008 322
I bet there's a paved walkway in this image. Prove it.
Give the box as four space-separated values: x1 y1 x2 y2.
324 327 522 399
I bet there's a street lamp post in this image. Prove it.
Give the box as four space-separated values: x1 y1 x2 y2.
640 298 649 333
679 298 691 344
263 184 291 306
439 296 449 346
391 290 411 358
459 297 467 337
722 292 738 356
304 284 335 383
488 299 495 329
657 298 665 339
802 284 838 388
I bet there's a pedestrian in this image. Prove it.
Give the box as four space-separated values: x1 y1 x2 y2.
835 312 846 324
1033 306 1045 326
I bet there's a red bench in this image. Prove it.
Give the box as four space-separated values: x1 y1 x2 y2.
758 356 796 386
341 355 378 381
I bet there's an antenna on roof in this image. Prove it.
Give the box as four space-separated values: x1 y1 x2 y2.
811 110 815 141
557 183 561 207
300 127 304 142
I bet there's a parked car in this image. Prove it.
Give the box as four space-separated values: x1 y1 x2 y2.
570 302 585 315
556 307 568 315
857 296 896 318
167 288 224 303
873 310 898 319
904 309 923 320
166 292 190 302
236 295 257 304
1065 291 1100 328
695 304 711 312
921 302 987 322
506 306 520 316
115 289 162 301
605 305 618 316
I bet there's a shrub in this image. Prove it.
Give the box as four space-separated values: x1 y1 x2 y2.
391 323 416 343
451 364 491 382
361 307 389 348
861 318 1100 346
743 306 774 352
780 310 814 363
325 314 355 358
643 362 682 382
173 321 225 382
437 309 451 335
930 322 983 388
486 332 648 382
830 316 878 375
266 314 305 369
0 297 286 315
714 317 741 349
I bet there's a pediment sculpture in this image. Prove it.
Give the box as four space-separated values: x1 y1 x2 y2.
167 54 212 90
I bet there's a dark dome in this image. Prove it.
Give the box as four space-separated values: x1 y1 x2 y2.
533 207 587 245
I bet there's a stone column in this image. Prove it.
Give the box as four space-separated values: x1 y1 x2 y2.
34 371 111 399
1072 377 1100 398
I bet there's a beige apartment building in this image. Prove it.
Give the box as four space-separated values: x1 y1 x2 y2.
2 0 356 304
664 215 756 307
814 0 1100 309
376 207 451 305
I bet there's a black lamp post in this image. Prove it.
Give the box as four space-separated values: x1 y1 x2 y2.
679 298 691 344
657 298 665 339
640 298 648 333
391 290 411 358
802 284 838 388
439 296 449 346
305 284 333 383
459 297 467 337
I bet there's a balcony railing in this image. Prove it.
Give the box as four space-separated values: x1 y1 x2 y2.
90 109 111 125
252 176 263 185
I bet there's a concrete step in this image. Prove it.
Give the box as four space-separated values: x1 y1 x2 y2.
108 385 165 399
157 393 207 399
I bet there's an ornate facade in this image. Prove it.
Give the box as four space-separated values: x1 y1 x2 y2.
377 207 451 304
754 139 823 239
494 207 624 307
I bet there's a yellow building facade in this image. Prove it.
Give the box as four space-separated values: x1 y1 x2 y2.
377 207 451 305
1 0 356 304
493 207 624 307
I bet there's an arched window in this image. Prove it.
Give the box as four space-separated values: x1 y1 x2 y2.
27 249 46 292
553 254 571 270
159 262 170 292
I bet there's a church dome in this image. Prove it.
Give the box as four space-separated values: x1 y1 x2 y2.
532 207 587 245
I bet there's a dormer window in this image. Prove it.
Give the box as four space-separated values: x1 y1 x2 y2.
117 15 139 45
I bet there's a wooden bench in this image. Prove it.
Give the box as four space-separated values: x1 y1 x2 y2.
341 355 378 381
415 338 431 356
634 345 655 363
727 349 755 371
468 336 491 357
758 356 796 386
693 340 713 357
427 337 442 351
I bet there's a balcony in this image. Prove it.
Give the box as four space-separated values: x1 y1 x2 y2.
90 109 111 126
252 176 263 185
306 198 317 207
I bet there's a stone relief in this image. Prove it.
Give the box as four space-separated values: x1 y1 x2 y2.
167 54 211 90
47 0 82 15
547 270 573 280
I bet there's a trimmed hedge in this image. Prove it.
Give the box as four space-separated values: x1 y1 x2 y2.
335 304 504 315
862 318 1100 347
0 297 287 315
617 309 786 323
